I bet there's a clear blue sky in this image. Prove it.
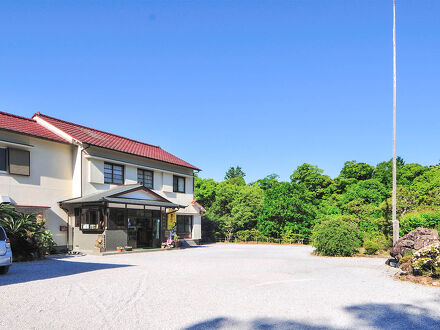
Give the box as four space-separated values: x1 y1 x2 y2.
1 1 439 182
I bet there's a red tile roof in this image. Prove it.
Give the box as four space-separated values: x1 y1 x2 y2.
33 113 200 170
0 111 67 143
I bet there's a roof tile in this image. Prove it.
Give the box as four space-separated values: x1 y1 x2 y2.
34 113 200 170
0 111 67 143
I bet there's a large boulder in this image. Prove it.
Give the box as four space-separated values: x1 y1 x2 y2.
390 227 439 261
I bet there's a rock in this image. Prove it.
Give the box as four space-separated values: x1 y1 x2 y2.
400 261 412 272
390 227 439 261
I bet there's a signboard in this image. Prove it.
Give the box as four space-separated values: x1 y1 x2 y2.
167 209 177 230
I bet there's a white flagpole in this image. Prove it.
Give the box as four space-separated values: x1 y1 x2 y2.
392 0 399 245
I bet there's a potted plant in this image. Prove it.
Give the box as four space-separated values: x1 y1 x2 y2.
116 246 124 252
125 246 132 251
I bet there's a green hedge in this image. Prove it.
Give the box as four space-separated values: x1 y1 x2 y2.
400 211 440 236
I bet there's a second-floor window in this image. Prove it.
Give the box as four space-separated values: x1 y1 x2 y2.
173 175 185 193
137 169 153 189
0 147 30 176
104 162 124 184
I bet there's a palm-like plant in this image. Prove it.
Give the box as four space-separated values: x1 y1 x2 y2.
0 204 55 260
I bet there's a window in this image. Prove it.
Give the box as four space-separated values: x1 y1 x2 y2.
80 208 104 231
137 169 153 189
0 148 30 175
0 148 6 172
177 215 193 238
104 162 124 184
173 175 185 193
8 148 30 176
108 208 126 230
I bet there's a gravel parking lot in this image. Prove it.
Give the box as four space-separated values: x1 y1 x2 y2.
1 244 439 329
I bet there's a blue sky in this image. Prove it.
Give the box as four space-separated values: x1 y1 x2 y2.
1 1 439 182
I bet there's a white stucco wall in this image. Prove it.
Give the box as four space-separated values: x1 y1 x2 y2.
0 132 73 246
88 158 104 184
125 165 138 184
192 215 202 240
153 171 162 190
81 146 197 209
162 173 173 192
72 146 82 198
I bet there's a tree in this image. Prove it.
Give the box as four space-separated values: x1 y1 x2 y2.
194 175 217 209
373 157 405 188
205 180 263 237
412 167 440 205
224 166 246 180
195 159 440 245
290 164 332 199
339 161 374 181
399 163 427 187
381 186 419 219
258 181 316 238
256 174 279 190
340 179 388 219
342 179 388 206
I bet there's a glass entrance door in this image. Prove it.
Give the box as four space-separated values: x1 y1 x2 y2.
127 209 157 248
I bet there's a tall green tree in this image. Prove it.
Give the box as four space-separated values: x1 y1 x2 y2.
225 166 246 180
339 161 374 181
258 181 316 237
256 174 279 190
373 157 405 188
290 163 332 199
194 175 217 209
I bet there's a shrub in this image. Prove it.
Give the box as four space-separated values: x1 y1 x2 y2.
280 228 305 244
362 232 391 251
236 230 252 241
363 240 379 255
312 218 362 256
399 252 413 265
411 243 440 278
400 211 440 236
0 205 56 261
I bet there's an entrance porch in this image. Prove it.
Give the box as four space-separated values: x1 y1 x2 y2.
60 184 183 252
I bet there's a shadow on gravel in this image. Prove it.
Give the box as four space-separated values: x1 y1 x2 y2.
345 303 440 329
183 303 440 330
0 258 132 286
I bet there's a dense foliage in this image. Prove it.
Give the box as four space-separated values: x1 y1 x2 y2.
195 160 440 252
312 218 362 256
411 243 440 278
0 204 56 261
400 210 440 236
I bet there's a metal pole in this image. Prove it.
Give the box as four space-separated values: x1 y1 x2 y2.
392 0 399 245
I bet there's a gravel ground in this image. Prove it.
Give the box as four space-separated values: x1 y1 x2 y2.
0 244 439 330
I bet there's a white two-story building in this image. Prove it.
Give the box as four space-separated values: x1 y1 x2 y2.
0 111 203 252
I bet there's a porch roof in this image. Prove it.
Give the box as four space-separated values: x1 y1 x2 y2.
60 184 183 209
